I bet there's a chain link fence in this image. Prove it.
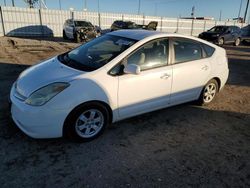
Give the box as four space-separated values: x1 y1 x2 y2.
0 6 246 37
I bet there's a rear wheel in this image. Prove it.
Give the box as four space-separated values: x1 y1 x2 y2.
64 103 109 142
197 79 218 105
234 38 240 46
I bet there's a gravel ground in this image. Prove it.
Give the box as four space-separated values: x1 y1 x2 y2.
0 37 249 188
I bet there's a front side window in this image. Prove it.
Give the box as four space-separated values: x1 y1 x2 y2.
126 38 169 71
173 38 202 64
58 35 137 71
209 26 228 33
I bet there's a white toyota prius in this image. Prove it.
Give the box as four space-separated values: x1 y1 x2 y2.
10 30 229 141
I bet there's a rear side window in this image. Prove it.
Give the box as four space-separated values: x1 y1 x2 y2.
202 44 215 57
173 38 202 64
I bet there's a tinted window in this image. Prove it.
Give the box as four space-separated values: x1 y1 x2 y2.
209 26 228 33
173 38 202 64
58 35 137 71
126 38 169 70
202 44 215 57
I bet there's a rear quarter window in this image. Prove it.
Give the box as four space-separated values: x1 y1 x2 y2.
202 44 215 57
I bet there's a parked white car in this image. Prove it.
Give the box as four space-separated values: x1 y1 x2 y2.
10 30 229 141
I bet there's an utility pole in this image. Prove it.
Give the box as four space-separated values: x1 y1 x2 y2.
244 0 249 23
59 0 61 10
154 3 158 16
97 0 100 13
238 0 243 19
138 0 141 15
4 0 6 6
84 0 87 11
12 0 15 6
219 10 222 21
191 6 195 18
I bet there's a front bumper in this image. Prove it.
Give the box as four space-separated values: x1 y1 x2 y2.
10 84 68 139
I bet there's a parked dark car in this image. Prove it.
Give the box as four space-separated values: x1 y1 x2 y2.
198 25 241 46
63 19 101 43
111 20 158 31
241 25 250 43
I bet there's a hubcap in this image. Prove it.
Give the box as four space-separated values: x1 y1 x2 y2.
219 38 224 45
75 109 104 138
236 38 240 46
203 83 217 103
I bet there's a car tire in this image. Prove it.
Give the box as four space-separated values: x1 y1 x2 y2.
74 33 81 43
63 30 67 40
234 38 240 46
218 37 224 46
64 102 110 142
197 79 218 106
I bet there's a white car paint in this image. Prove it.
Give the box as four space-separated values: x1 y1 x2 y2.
10 30 229 139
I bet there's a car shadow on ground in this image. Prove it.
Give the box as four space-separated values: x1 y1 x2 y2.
0 55 250 187
6 36 77 44
1 95 250 187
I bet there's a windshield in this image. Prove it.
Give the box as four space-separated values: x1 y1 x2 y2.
58 35 137 71
74 21 93 27
209 26 228 33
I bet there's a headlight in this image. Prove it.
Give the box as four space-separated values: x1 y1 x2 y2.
80 28 84 32
25 82 70 106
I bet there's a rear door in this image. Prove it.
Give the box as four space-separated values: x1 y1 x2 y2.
170 37 211 105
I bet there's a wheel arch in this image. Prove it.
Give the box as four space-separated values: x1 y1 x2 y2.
212 77 221 91
63 100 113 137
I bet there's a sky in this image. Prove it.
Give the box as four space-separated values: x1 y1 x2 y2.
0 0 249 21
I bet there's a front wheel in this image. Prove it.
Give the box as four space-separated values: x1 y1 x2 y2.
64 103 109 142
218 37 224 46
63 30 67 40
74 33 81 43
234 38 240 46
197 79 218 105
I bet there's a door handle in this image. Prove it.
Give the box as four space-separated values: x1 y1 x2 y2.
160 73 170 79
201 65 209 71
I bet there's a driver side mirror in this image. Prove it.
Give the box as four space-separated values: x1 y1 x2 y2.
124 64 141 75
226 30 231 34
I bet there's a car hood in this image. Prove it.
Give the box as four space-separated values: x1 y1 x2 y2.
16 57 82 97
201 31 221 35
76 26 95 31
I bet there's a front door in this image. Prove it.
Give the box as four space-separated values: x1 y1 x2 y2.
118 38 173 119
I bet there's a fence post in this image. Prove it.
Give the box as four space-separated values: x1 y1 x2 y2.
142 14 145 25
203 20 206 31
38 9 44 37
191 19 194 36
160 17 162 31
176 18 179 33
0 6 6 36
98 13 101 28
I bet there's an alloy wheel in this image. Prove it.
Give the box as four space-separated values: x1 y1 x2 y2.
203 83 217 103
75 109 104 138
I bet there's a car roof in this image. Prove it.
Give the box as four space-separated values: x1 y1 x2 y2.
108 29 164 40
